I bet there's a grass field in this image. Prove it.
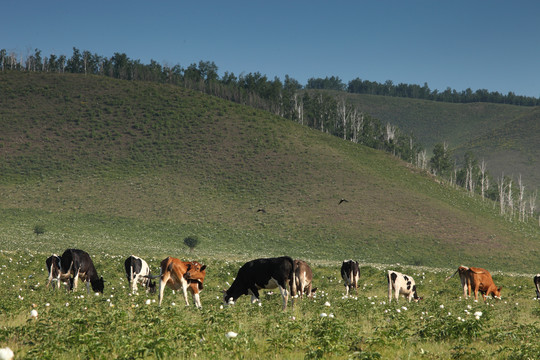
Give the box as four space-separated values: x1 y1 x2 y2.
2 72 540 359
2 248 540 359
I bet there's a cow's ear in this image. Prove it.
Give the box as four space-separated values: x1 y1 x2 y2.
200 265 207 271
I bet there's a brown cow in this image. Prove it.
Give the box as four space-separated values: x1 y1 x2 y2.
294 260 317 299
448 266 501 301
157 257 207 308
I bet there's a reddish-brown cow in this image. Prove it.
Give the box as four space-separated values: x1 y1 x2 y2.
157 257 207 308
448 266 501 301
467 266 502 301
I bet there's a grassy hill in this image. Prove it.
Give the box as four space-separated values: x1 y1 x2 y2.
333 91 539 188
1 72 539 272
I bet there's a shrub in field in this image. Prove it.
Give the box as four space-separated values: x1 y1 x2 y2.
184 236 199 252
33 224 46 235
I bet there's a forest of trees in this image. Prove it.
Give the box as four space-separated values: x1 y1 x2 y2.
310 76 539 106
1 47 537 223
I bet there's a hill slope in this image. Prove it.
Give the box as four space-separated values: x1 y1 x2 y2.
336 91 539 187
1 72 539 272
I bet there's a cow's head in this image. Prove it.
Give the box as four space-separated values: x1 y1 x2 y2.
223 289 235 306
183 262 207 283
413 285 422 302
148 280 157 294
493 286 502 299
91 276 105 293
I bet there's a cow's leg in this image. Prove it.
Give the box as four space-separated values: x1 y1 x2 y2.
46 272 53 288
73 271 80 291
298 278 304 299
86 281 90 294
158 268 168 306
460 276 467 298
535 278 540 299
387 280 393 303
132 274 139 293
248 287 260 304
191 289 202 309
278 285 289 310
180 278 190 306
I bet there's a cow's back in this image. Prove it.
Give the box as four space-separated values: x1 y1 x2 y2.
241 256 294 284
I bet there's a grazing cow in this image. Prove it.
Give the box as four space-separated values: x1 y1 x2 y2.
387 270 421 303
156 257 207 308
341 260 360 296
465 267 502 301
124 255 156 294
294 259 317 298
45 254 69 289
223 256 295 310
534 275 540 299
60 249 104 293
445 265 471 298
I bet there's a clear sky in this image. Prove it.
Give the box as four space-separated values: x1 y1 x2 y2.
2 0 539 97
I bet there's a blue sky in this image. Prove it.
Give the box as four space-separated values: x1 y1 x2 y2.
2 0 539 97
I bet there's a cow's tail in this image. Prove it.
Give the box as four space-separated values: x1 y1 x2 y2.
445 269 459 282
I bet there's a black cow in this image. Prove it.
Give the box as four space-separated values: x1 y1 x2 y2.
45 254 68 289
60 249 104 293
124 255 156 294
340 260 360 296
223 256 295 310
534 274 540 299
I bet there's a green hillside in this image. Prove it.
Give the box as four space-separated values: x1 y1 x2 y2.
455 107 540 186
336 91 539 188
1 72 539 272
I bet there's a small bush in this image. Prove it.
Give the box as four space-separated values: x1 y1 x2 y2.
33 224 46 235
183 236 199 251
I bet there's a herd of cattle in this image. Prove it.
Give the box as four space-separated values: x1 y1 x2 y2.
45 249 540 309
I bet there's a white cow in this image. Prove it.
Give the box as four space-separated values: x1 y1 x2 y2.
387 270 421 303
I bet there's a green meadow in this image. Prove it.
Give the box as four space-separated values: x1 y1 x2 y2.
1 72 540 358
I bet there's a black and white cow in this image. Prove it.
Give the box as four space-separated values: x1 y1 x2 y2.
60 249 104 293
223 256 295 310
534 274 540 299
45 254 69 289
124 255 156 294
340 260 360 296
387 270 421 303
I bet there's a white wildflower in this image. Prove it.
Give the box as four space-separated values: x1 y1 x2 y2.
0 347 14 360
